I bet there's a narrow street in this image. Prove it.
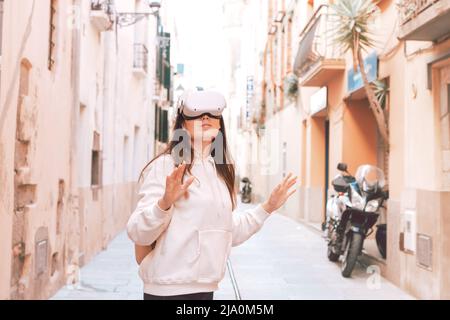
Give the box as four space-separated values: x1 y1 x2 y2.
2 0 450 301
51 203 413 300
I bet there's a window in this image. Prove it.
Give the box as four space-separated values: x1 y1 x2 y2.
162 32 171 90
132 126 140 180
91 131 101 187
159 109 168 143
154 105 160 141
91 151 100 186
154 106 168 143
48 0 57 70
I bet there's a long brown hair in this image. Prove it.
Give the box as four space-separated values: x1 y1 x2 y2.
139 112 237 210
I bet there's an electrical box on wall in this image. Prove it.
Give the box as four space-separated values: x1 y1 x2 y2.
417 233 433 270
403 210 416 253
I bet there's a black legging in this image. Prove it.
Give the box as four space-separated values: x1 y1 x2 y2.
143 292 214 300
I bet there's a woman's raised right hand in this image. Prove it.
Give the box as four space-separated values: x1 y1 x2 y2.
158 162 195 211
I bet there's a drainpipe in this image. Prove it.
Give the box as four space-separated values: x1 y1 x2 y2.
102 0 117 241
69 0 82 266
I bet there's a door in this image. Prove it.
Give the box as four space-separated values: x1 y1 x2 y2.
440 63 450 188
324 119 330 227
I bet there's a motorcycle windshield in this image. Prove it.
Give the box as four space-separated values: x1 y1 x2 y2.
355 165 385 192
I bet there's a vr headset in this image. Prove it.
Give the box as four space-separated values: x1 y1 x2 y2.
177 90 227 120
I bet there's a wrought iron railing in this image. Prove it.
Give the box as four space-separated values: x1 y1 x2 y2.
133 43 148 73
294 5 342 78
397 0 440 24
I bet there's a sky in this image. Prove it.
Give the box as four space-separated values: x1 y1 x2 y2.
163 0 228 90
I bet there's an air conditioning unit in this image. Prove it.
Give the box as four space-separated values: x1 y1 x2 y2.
90 2 112 32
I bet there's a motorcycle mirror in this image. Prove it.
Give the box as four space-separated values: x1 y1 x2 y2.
337 163 348 172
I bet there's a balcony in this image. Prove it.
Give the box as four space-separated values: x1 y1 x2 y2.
293 5 345 87
90 0 113 32
133 43 148 77
397 0 450 41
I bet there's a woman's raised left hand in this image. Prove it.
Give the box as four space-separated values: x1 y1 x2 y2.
262 173 298 214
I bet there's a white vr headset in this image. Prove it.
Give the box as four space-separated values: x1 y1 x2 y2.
177 90 227 120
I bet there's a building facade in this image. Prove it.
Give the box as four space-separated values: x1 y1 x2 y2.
0 0 167 299
231 0 450 299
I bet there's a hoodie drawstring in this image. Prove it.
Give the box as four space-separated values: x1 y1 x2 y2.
211 160 226 215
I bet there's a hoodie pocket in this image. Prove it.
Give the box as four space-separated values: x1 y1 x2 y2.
147 231 199 284
138 247 156 281
197 230 232 283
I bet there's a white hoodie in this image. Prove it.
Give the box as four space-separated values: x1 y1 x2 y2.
126 153 271 296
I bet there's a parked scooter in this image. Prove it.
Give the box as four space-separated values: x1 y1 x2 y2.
325 163 388 277
240 177 252 204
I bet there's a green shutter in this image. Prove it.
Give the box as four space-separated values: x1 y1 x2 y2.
156 20 163 82
160 108 165 142
163 32 171 90
161 109 168 143
154 105 160 141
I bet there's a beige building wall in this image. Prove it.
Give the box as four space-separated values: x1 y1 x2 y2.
75 0 157 266
0 0 78 300
0 0 157 299
240 0 450 299
384 38 450 299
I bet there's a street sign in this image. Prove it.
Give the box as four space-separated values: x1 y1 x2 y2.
347 51 378 93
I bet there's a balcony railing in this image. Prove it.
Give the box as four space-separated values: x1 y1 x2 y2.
397 0 450 41
293 5 345 87
398 0 439 23
133 43 148 75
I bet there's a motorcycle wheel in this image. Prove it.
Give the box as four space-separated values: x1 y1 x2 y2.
327 228 340 262
327 244 340 262
341 232 363 278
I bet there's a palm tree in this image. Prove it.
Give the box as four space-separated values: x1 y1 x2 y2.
330 0 389 146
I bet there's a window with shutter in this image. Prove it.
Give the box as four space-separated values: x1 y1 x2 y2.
163 32 171 90
154 105 160 141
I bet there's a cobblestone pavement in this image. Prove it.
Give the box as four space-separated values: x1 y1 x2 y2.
51 204 414 300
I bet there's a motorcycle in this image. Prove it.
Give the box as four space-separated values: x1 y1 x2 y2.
325 163 388 277
240 177 252 204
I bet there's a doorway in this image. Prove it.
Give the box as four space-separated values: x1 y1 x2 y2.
324 119 330 227
439 63 450 189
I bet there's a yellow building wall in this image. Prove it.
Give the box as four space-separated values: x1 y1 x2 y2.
342 99 378 172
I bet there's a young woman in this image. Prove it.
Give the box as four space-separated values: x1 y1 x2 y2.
127 90 297 300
